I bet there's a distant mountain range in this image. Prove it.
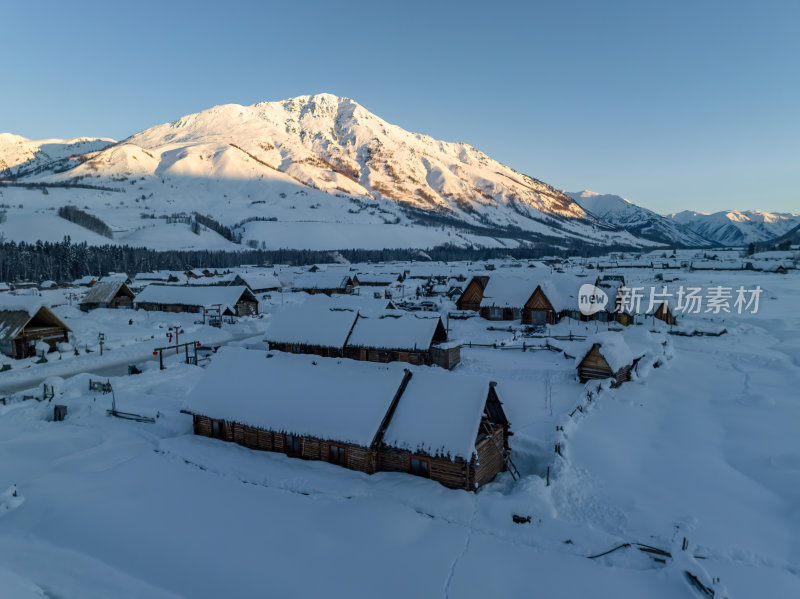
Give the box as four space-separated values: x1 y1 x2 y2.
668 210 800 246
0 95 795 251
567 191 713 247
570 190 799 247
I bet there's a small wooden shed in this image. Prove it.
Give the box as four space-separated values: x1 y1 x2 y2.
0 298 71 359
455 276 489 311
576 333 639 385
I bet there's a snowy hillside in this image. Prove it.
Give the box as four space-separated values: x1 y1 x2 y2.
669 210 800 246
0 133 114 179
0 95 653 251
568 191 712 247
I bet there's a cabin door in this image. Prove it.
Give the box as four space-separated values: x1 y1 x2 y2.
529 310 547 325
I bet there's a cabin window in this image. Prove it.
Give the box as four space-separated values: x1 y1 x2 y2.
329 444 346 466
512 308 521 320
285 434 300 455
489 306 502 319
211 420 224 439
410 456 430 477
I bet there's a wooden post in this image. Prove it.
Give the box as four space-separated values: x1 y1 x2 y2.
159 349 164 370
546 466 550 486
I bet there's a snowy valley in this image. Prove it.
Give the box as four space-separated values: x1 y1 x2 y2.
0 252 797 598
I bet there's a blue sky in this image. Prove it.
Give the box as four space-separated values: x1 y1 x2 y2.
1 0 797 214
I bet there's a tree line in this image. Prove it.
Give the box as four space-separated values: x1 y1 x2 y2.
0 238 641 284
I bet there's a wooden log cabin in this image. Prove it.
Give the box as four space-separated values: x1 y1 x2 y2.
649 301 677 325
184 349 511 490
575 333 640 385
291 272 355 296
231 272 282 293
455 276 489 311
457 274 586 324
134 285 258 316
266 298 460 369
0 298 71 359
265 303 359 358
343 312 460 369
79 281 135 311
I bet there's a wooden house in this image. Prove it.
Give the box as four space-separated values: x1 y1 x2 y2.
467 274 585 324
649 301 677 325
265 302 359 357
576 333 639 385
344 312 459 369
79 281 135 311
133 271 182 286
292 272 355 295
134 285 258 316
184 349 511 490
352 273 403 286
231 272 282 293
0 297 71 359
455 276 489 311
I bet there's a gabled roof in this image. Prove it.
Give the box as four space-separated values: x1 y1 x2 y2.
80 281 134 305
265 302 358 348
575 333 636 372
291 271 353 290
0 296 71 342
346 313 445 351
134 285 255 311
234 272 282 291
480 275 537 308
184 349 407 447
381 369 493 461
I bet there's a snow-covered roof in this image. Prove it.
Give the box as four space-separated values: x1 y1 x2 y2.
80 281 131 305
0 294 46 317
134 285 254 311
480 273 585 311
234 272 282 291
184 349 406 447
0 296 69 341
480 275 537 308
291 271 353 291
347 313 444 351
381 369 491 461
301 293 395 317
354 273 401 284
575 333 636 372
185 273 237 286
536 275 585 312
72 275 96 286
134 271 174 281
265 302 358 348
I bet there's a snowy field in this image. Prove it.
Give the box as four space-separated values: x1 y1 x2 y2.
0 267 798 597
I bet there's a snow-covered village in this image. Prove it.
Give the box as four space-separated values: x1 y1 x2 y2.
1 2 799 598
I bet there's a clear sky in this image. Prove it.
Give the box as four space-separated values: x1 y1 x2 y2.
1 0 797 215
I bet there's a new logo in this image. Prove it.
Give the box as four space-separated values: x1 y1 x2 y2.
578 284 609 316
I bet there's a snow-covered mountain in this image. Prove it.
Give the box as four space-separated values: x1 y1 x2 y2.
0 94 653 251
0 133 114 179
668 210 800 246
568 190 712 247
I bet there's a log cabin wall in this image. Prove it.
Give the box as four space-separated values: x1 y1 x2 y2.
455 278 486 311
474 426 507 488
377 447 475 490
191 415 375 474
268 342 343 358
191 416 504 490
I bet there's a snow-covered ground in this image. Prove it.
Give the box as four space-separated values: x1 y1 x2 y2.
0 267 797 597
